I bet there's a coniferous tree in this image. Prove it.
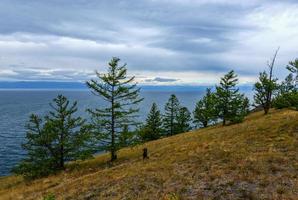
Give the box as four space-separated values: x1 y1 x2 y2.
86 57 143 162
163 94 180 136
193 88 217 128
286 59 298 90
12 95 91 179
279 73 295 94
254 49 279 114
140 103 163 142
215 70 249 125
230 95 250 123
274 59 298 110
119 125 135 148
176 106 192 133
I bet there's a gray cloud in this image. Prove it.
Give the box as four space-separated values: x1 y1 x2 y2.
0 0 298 83
145 77 179 83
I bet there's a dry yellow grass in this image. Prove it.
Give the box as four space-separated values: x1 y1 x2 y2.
0 109 297 200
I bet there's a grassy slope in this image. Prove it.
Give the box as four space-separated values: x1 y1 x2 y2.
0 109 297 200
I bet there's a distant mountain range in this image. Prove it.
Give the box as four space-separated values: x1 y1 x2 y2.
0 81 253 91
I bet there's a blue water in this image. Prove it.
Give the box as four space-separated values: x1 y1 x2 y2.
0 89 208 176
0 89 254 176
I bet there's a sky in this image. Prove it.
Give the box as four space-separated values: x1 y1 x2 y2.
0 0 298 85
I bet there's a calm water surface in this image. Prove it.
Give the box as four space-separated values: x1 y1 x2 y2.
0 90 207 176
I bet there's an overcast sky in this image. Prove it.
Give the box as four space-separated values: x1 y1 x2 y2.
0 0 297 85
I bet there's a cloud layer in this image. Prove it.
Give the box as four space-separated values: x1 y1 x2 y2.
0 0 298 84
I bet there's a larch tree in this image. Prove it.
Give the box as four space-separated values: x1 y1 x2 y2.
286 59 298 90
12 95 91 179
119 124 135 148
140 103 163 142
254 48 279 114
163 94 180 136
215 70 249 125
193 88 217 128
274 58 298 110
86 57 143 162
176 106 192 133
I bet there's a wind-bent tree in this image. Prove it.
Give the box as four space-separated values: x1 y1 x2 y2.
176 106 192 133
12 95 91 179
215 70 249 125
140 103 163 142
163 94 180 136
254 48 279 114
193 88 217 128
87 57 143 162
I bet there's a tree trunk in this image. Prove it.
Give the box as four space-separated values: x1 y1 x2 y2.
170 104 173 136
111 83 117 162
60 154 64 170
222 118 226 126
264 106 269 115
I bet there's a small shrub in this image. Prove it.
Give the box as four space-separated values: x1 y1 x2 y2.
43 193 55 200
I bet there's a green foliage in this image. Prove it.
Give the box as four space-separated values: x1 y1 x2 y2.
43 194 56 200
286 58 298 90
118 125 135 148
12 95 92 179
193 88 217 127
274 59 298 110
140 103 163 142
254 71 278 114
254 49 279 114
86 57 143 161
279 73 295 94
176 106 192 133
163 94 180 136
215 70 249 125
229 95 250 124
273 91 298 110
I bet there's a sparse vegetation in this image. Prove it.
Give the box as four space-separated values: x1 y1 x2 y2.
1 109 297 199
5 55 298 199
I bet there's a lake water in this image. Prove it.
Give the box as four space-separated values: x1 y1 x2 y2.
0 89 253 176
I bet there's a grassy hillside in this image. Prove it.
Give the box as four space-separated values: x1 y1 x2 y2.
0 109 297 200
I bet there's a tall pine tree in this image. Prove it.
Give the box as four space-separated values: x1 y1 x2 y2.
86 57 143 162
12 95 91 179
215 70 249 125
163 94 180 136
193 88 217 128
